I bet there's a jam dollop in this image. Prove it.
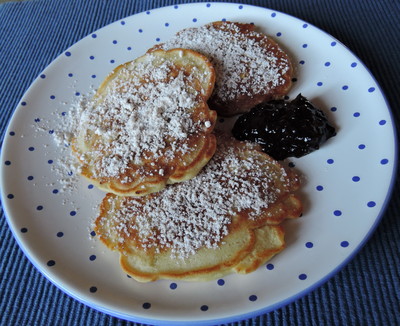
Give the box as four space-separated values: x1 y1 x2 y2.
232 94 336 160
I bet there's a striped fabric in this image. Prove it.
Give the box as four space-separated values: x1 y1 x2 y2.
0 0 399 325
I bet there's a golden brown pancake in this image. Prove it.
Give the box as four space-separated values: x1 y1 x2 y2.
150 21 293 116
94 134 302 282
71 48 217 196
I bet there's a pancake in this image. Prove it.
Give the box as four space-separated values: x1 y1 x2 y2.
150 21 293 116
94 134 302 282
71 48 217 196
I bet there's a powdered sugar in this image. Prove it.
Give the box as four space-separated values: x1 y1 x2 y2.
74 53 210 181
99 137 291 259
159 22 290 103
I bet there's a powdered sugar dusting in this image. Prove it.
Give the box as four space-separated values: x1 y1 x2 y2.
74 53 209 181
98 137 292 259
159 22 290 103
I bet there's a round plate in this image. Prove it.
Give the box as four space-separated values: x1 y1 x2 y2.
0 3 397 325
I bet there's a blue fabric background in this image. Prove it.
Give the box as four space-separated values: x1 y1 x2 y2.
0 0 399 325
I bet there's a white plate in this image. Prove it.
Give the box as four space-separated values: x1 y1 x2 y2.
1 3 397 325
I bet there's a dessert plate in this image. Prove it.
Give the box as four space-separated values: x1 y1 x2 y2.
0 3 396 325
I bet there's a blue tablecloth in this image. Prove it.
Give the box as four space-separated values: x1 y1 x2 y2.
0 0 399 325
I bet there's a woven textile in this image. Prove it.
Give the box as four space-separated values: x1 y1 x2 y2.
0 0 399 325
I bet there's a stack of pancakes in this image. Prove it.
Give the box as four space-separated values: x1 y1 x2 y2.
72 21 302 282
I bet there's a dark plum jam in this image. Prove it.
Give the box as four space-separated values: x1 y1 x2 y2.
232 94 336 160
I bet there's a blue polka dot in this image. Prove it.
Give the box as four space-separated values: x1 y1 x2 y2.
174 5 178 9
334 210 342 217
7 194 14 199
170 282 177 290
351 62 357 67
65 51 71 57
200 305 208 311
47 260 55 267
52 189 59 194
302 44 308 48
127 47 132 51
21 227 28 233
238 5 243 9
358 144 366 150
143 302 151 309
276 32 282 37
50 95 56 100
368 87 375 93
306 242 314 248
88 184 94 189
331 107 337 112
34 118 40 122
48 160 53 164
317 82 323 86
299 60 305 65
206 3 211 7
57 232 64 237
379 120 386 125
37 205 43 211
110 59 115 64
367 201 376 208
193 18 197 22
138 29 143 33
380 158 388 165
91 75 96 78
342 85 349 90
75 92 80 96
112 40 117 44
249 295 257 302
165 22 169 27
266 263 274 270
324 62 331 67
89 255 96 261
271 12 277 17
27 176 34 180
327 159 334 164
89 286 97 293
90 231 96 237
28 147 35 151
331 41 337 46
146 11 151 14
21 101 27 106
303 23 308 28
9 131 15 136
70 210 77 216
340 241 349 247
353 112 360 117
68 73 73 77
4 161 11 166
121 21 125 25
89 56 95 60
217 279 225 286
352 176 360 182
91 33 97 38
299 273 307 280
316 185 324 191
156 38 160 42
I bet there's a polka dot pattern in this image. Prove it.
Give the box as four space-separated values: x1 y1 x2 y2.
299 274 307 280
0 3 395 324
